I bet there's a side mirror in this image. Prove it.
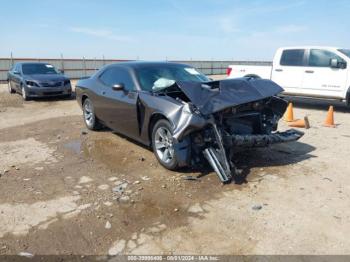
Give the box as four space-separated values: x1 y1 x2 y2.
58 69 65 74
112 83 125 91
330 58 340 68
13 71 20 75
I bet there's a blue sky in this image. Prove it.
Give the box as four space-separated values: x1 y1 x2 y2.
1 0 350 60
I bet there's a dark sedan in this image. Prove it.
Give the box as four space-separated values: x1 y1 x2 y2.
7 62 72 100
76 61 303 183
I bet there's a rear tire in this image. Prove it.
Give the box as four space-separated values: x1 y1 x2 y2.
151 119 179 170
83 98 101 130
8 81 15 93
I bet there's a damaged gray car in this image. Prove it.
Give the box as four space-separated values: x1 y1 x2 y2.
75 62 303 183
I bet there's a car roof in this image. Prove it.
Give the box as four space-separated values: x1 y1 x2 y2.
278 46 342 51
15 62 53 66
107 61 192 69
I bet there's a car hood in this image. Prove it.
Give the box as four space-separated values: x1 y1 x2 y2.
24 74 68 82
176 78 284 115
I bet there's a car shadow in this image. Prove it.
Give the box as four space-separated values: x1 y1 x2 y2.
109 128 316 185
29 91 76 102
177 141 316 184
232 141 316 184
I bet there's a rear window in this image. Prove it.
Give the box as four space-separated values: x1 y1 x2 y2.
280 49 305 66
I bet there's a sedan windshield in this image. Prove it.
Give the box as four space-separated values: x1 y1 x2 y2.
22 64 58 75
338 49 350 58
136 65 210 91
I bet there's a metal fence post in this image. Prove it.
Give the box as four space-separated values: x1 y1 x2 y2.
83 56 86 76
10 52 13 68
60 53 65 73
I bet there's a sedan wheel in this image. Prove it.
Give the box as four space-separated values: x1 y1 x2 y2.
21 86 29 101
83 98 101 130
8 81 15 94
152 119 178 170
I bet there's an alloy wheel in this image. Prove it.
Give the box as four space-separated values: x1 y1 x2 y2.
154 126 174 164
84 100 94 127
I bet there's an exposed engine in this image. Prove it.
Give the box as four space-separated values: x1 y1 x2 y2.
154 79 304 183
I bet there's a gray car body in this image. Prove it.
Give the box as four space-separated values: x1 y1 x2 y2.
76 62 209 147
7 62 71 98
75 61 303 182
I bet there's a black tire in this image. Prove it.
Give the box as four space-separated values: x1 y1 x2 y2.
21 84 29 101
245 74 261 79
8 81 15 94
62 93 72 99
151 119 179 170
82 98 101 130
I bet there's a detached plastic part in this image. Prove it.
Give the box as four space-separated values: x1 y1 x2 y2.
230 129 304 148
204 128 304 183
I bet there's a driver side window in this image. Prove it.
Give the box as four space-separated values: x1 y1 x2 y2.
308 49 345 67
99 67 135 91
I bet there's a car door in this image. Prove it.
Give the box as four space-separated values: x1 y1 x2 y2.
271 49 306 95
97 67 140 139
11 64 22 91
301 49 348 99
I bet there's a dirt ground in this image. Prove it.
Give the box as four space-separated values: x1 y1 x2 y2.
0 79 350 256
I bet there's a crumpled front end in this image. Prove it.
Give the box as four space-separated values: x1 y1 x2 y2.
152 78 304 183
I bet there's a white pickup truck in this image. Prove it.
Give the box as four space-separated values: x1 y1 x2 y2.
227 46 350 104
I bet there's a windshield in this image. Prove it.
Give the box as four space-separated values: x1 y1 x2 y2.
22 64 58 75
338 49 350 58
136 65 210 92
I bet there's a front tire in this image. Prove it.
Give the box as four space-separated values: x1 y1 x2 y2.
8 81 15 93
83 98 101 130
21 85 29 101
151 119 179 170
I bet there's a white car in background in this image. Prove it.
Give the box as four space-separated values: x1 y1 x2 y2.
227 47 350 105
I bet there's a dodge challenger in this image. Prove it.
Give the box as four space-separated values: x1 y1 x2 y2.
75 61 303 183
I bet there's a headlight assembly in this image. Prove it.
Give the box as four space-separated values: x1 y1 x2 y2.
25 80 39 87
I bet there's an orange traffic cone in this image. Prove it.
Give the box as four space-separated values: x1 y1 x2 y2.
284 102 295 122
288 116 310 129
323 106 335 128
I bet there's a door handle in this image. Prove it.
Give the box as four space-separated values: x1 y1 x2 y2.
305 70 314 73
102 91 106 95
275 69 283 72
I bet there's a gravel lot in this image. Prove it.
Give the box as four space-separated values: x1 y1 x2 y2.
0 79 350 256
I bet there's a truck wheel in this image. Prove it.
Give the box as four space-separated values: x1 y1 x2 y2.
245 74 261 79
152 119 179 170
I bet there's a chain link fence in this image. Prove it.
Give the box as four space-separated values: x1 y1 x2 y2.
0 56 272 82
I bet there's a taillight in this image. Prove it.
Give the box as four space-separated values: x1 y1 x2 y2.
226 67 232 76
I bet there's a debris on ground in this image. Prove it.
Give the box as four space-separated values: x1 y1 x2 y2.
252 204 263 211
105 221 112 229
78 176 93 184
118 196 130 203
112 182 128 194
183 175 199 181
18 252 34 258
